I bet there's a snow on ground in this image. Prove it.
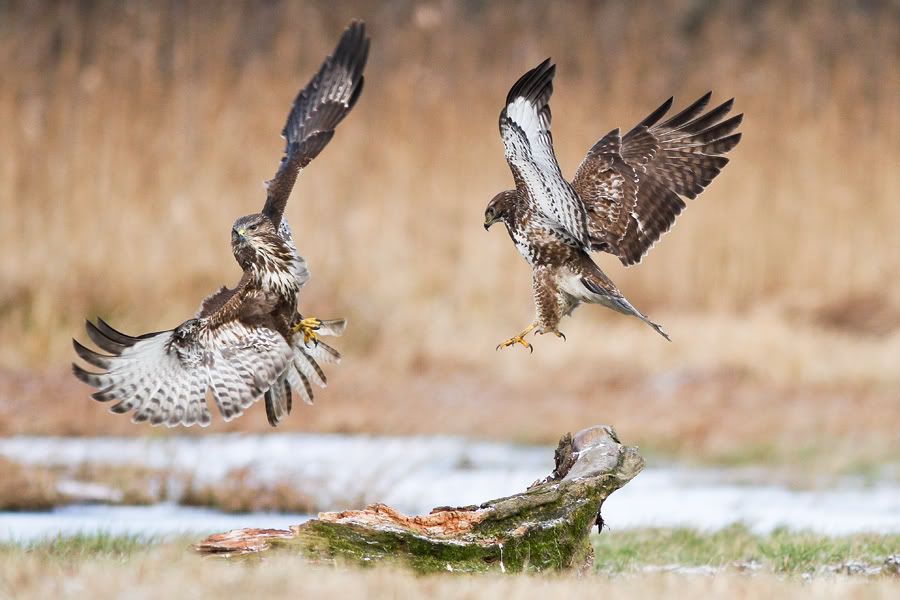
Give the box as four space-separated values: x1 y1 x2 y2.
0 434 898 542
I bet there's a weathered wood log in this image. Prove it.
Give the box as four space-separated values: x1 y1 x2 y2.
195 425 643 573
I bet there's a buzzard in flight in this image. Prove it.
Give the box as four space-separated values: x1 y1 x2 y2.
485 59 742 351
72 21 369 426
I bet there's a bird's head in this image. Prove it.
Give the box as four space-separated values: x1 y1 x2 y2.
484 190 518 231
231 213 280 267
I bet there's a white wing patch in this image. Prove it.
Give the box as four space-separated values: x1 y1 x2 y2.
501 101 589 248
504 98 559 174
74 319 293 427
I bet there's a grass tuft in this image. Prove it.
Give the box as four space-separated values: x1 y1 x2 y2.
593 525 900 574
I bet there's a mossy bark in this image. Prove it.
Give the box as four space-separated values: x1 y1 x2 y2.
196 425 643 573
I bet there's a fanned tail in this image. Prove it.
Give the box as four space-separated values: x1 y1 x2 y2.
265 316 346 427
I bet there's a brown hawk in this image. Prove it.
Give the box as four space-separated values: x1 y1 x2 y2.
72 21 369 426
484 59 742 351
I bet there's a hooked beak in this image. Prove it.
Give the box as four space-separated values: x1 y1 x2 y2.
484 216 498 231
232 228 246 243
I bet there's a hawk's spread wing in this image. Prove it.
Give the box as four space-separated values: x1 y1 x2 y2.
572 92 742 265
500 59 590 248
262 20 369 228
72 315 293 428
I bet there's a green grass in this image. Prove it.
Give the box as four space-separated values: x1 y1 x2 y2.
3 528 896 576
0 533 175 562
593 525 899 574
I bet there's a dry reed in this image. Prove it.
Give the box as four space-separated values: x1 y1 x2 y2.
1 1 898 458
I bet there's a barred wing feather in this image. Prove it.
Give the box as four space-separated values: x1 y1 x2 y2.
572 92 742 265
262 21 369 228
73 318 293 427
500 59 590 247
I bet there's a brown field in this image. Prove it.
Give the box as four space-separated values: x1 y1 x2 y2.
1 1 898 470
3 544 899 600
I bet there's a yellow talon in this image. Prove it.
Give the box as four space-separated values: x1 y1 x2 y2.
496 335 533 353
496 323 538 353
292 317 322 346
538 329 566 341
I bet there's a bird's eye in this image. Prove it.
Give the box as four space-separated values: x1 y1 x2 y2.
249 224 258 231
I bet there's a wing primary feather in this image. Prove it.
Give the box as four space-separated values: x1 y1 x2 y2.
72 339 113 369
572 90 741 266
631 96 673 132
674 98 735 134
263 20 369 227
95 318 142 345
678 114 744 145
691 132 742 155
505 57 555 106
72 363 106 388
657 91 712 129
84 320 127 355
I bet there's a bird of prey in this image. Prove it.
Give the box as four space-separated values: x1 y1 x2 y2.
484 59 742 351
72 21 369 426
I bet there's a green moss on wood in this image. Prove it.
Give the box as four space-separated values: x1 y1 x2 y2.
198 426 643 574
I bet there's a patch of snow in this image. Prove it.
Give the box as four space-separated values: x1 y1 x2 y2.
56 480 124 504
0 435 898 539
603 467 900 535
642 564 719 576
0 504 310 543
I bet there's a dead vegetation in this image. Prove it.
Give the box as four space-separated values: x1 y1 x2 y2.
2 542 899 600
1 1 898 472
2 342 897 479
0 458 59 511
0 458 339 513
2 0 898 365
181 468 319 514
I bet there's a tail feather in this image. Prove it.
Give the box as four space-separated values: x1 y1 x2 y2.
315 318 347 337
612 295 671 341
274 314 346 419
264 377 292 427
581 276 671 341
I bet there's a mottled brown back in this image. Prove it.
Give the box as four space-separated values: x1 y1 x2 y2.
572 92 742 265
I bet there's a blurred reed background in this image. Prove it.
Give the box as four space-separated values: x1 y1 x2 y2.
1 1 898 466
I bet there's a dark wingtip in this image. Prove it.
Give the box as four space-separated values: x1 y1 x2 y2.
84 319 127 355
505 57 556 106
71 362 85 381
264 389 279 427
627 97 674 137
335 19 370 75
96 317 140 345
284 380 292 416
347 75 365 111
72 338 113 369
72 362 103 388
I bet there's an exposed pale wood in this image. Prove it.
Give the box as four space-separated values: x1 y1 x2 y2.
195 425 643 573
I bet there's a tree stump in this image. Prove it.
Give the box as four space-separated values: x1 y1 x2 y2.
195 425 643 573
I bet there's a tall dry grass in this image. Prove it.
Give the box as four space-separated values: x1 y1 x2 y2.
4 546 899 600
2 0 898 380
